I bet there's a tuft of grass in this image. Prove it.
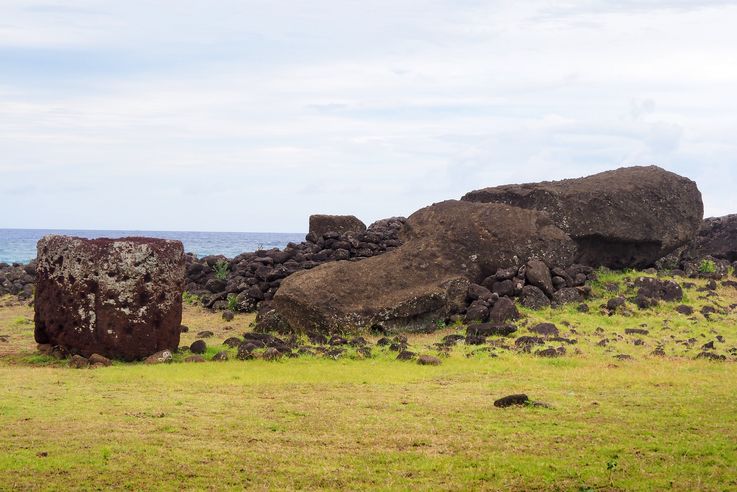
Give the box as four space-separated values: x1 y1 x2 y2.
182 291 201 306
213 260 230 280
699 258 717 274
227 293 238 312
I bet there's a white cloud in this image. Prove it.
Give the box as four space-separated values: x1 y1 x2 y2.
1 0 736 230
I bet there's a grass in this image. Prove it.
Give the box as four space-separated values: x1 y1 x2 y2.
0 270 736 490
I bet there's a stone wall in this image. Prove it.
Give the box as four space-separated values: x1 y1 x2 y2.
184 216 407 311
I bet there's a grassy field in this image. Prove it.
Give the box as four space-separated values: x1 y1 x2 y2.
1 270 737 490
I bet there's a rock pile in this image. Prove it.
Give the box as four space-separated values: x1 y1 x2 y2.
0 261 36 300
34 235 185 361
458 261 595 324
183 216 406 311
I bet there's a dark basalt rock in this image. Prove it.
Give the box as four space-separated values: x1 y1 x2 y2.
625 328 649 336
308 214 367 238
417 354 442 366
396 350 416 361
488 297 521 324
34 235 185 361
519 285 550 310
634 277 683 302
190 340 207 354
494 394 530 408
462 166 703 268
552 287 583 305
525 259 554 297
467 323 517 337
529 323 559 337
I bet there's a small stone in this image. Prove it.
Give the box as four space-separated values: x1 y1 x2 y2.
396 350 416 361
535 347 559 357
223 337 242 348
184 355 206 363
222 310 235 322
529 323 559 337
417 355 442 366
144 350 173 364
262 347 282 361
494 394 530 408
196 331 214 338
88 354 112 367
212 351 229 361
625 328 649 336
68 355 89 369
190 340 207 354
696 351 726 361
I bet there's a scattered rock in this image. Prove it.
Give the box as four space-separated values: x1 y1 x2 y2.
144 350 173 364
417 355 442 366
494 394 530 408
223 337 242 348
625 328 649 336
184 355 205 363
396 350 417 361
529 323 559 337
222 310 235 322
68 355 89 369
675 305 694 315
535 347 559 357
196 331 214 338
88 354 112 367
467 323 517 337
262 347 282 361
212 351 229 361
519 285 551 310
696 351 726 361
190 340 207 354
552 288 583 305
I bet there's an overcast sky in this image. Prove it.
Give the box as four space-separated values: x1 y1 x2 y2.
1 0 736 232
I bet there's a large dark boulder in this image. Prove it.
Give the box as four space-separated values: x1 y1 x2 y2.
272 200 576 334
462 166 703 268
308 214 366 237
34 235 185 361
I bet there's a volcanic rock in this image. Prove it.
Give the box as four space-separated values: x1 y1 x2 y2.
462 166 703 268
273 200 575 334
519 285 550 310
308 215 367 238
686 214 737 262
34 235 185 361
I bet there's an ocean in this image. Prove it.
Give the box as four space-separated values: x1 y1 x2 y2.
0 229 306 264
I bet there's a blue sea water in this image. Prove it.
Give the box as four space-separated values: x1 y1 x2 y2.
0 229 306 264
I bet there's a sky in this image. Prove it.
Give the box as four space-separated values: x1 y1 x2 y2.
1 0 737 232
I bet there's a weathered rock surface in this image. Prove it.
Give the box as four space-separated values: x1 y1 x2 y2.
271 200 576 334
308 214 367 238
34 235 185 361
687 215 737 262
462 166 703 268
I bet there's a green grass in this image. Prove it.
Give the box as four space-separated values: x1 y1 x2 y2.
1 269 737 490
